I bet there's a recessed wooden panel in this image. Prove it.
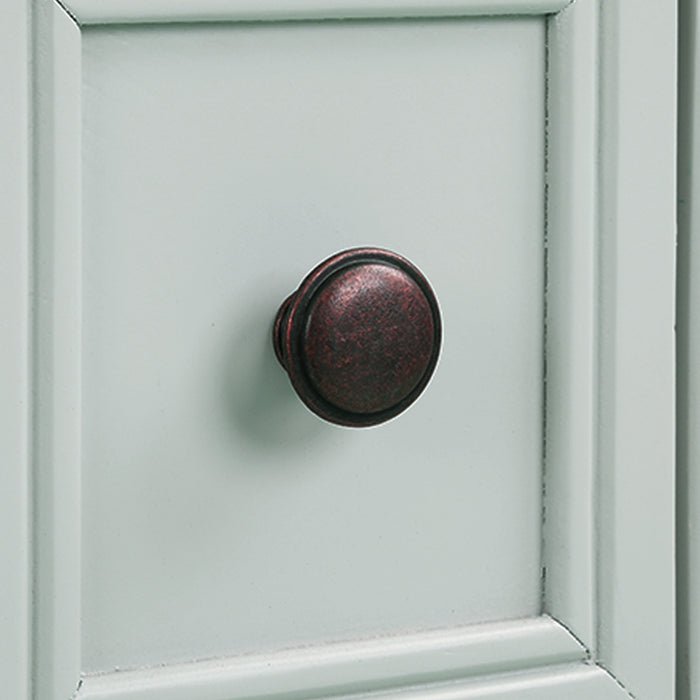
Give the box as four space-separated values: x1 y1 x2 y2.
80 17 545 672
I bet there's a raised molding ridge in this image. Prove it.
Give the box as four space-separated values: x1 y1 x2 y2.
60 0 572 26
32 2 83 699
25 1 676 698
594 0 676 697
0 1 31 699
353 665 632 699
76 617 585 700
677 0 700 697
543 0 598 653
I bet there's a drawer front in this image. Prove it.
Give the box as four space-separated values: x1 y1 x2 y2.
13 1 675 699
81 16 544 671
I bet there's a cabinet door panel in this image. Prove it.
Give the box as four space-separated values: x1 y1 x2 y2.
16 1 675 699
81 16 545 672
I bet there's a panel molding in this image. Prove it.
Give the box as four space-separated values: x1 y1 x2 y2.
59 0 572 26
678 1 700 697
32 2 83 700
77 665 631 700
76 617 585 700
24 0 676 698
0 1 31 699
544 1 676 699
594 0 676 697
543 0 598 653
349 665 630 700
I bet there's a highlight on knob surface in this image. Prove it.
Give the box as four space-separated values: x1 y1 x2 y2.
273 247 441 427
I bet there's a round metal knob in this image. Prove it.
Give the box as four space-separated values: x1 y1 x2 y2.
273 247 441 427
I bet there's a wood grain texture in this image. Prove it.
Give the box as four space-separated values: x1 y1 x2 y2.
76 617 584 700
678 1 699 698
61 0 572 25
32 1 83 699
0 0 31 698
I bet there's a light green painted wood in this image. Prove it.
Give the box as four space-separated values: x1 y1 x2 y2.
0 0 31 698
79 16 545 672
595 0 676 698
545 6 677 696
77 664 628 700
76 617 585 700
32 2 84 698
543 0 598 652
353 665 629 700
16 1 676 698
62 0 572 25
678 1 700 699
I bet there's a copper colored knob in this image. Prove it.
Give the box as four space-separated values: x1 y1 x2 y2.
273 247 441 427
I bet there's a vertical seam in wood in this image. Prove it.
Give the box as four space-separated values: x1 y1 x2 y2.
21 1 35 698
29 2 42 697
676 2 696 698
541 12 551 615
593 0 606 669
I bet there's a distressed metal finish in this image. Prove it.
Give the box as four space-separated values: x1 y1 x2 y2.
273 248 441 427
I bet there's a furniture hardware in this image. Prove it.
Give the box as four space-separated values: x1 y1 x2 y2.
273 247 441 427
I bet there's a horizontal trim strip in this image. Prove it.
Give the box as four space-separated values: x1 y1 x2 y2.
62 0 572 25
78 617 586 700
363 665 627 699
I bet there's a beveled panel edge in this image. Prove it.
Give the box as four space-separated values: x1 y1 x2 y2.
677 1 700 698
77 665 631 700
76 617 586 700
595 0 676 698
346 665 630 700
542 0 598 652
0 1 32 699
59 0 572 26
544 0 677 698
32 0 672 696
32 1 83 699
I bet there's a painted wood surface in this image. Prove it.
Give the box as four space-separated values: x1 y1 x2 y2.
13 0 676 698
595 0 676 698
79 15 545 673
76 617 584 700
61 0 571 25
545 3 677 698
77 664 627 700
32 3 84 699
351 666 629 700
0 1 31 699
678 1 699 699
543 0 598 652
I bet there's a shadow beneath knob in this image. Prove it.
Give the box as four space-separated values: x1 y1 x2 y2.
219 299 328 454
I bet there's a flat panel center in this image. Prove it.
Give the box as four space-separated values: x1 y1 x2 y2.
81 17 545 672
